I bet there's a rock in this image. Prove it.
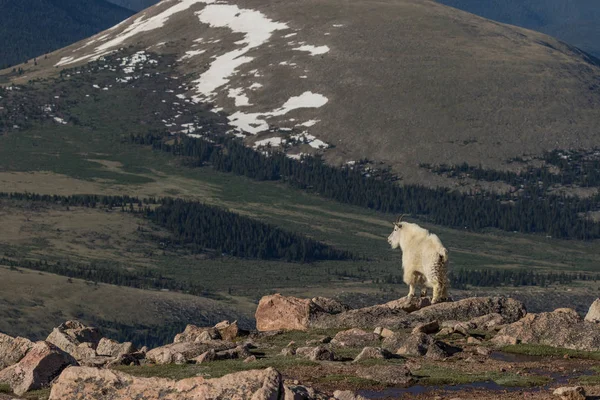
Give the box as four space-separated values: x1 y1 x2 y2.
49 366 327 399
146 341 236 364
493 308 600 351
311 304 410 330
453 323 470 336
396 333 456 359
353 347 392 362
0 341 77 396
468 313 505 330
467 337 482 345
585 299 600 323
96 338 135 357
105 353 140 368
296 346 335 361
553 386 586 400
215 320 247 341
46 321 101 361
285 384 329 399
374 327 394 338
281 347 296 356
255 294 326 331
173 325 221 343
311 297 351 314
436 327 455 336
382 332 410 351
334 390 369 400
244 355 257 363
80 355 114 368
475 346 491 356
331 329 380 347
0 333 34 370
356 365 413 386
194 349 216 364
385 296 431 312
410 297 526 325
412 321 439 335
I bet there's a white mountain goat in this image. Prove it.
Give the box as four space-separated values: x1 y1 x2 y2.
387 216 450 303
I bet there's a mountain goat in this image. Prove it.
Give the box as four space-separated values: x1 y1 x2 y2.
387 216 450 303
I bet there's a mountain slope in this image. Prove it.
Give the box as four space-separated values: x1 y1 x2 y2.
4 0 600 187
435 0 600 59
0 0 133 69
106 0 160 12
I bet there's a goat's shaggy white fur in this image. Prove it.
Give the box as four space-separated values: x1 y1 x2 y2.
387 221 450 303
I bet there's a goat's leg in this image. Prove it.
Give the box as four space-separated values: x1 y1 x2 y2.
407 284 416 298
420 287 428 298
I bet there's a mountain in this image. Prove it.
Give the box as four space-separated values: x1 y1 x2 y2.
7 0 599 188
0 0 134 69
105 0 160 12
435 0 600 59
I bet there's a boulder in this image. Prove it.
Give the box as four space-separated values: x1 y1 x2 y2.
384 296 431 312
374 327 394 338
553 386 586 400
215 321 247 341
0 341 77 396
281 347 296 356
311 305 411 330
46 321 101 361
334 390 369 400
49 366 327 399
0 333 33 370
311 297 351 314
410 297 526 325
173 325 221 343
585 299 600 323
296 346 335 361
353 347 392 362
285 384 330 399
492 308 600 351
467 313 505 330
96 338 136 357
382 332 410 351
396 333 457 359
255 294 326 331
412 321 439 335
146 341 236 365
331 329 380 347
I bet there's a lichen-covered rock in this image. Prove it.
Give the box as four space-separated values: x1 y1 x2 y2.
96 338 136 357
49 366 328 399
0 341 77 395
331 329 380 347
493 308 600 351
146 341 236 364
296 346 335 361
215 321 246 341
0 333 33 370
255 294 326 331
468 313 505 330
384 296 431 312
46 321 101 361
410 297 526 325
374 327 394 338
173 325 221 343
311 297 351 314
353 347 392 362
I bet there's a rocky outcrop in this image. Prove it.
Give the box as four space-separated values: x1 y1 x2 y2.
173 325 221 343
49 366 328 399
311 297 351 314
331 329 380 347
311 305 411 330
145 341 236 365
410 297 526 325
255 294 326 331
492 308 600 351
0 341 77 396
384 296 431 312
585 299 600 323
0 333 33 370
46 321 101 361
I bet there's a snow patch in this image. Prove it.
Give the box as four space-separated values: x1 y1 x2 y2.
178 49 206 61
228 87 252 106
293 45 330 56
254 137 283 148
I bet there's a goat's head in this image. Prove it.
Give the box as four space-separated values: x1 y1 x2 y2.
387 214 404 249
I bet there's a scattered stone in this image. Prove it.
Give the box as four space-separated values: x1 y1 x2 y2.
396 333 456 359
436 327 455 337
296 346 335 361
374 327 394 338
0 341 77 396
244 355 257 363
412 321 439 335
173 325 221 343
194 349 216 364
255 294 325 331
453 323 470 336
146 341 236 364
384 296 431 312
49 366 328 399
468 313 505 330
331 328 380 347
553 386 586 400
311 297 351 314
353 347 392 362
215 320 247 341
493 308 600 351
281 347 296 356
467 337 482 345
0 333 33 370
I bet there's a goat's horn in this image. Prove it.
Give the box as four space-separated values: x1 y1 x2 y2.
395 214 405 224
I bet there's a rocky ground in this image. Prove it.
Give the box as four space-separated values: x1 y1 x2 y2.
3 296 600 399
